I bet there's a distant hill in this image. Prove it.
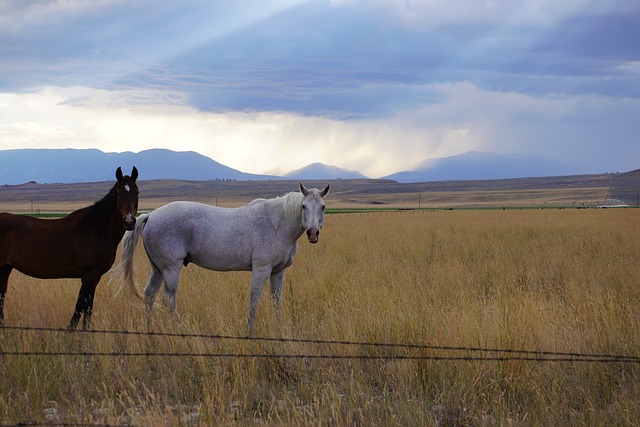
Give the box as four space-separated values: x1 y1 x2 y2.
285 162 368 180
383 151 571 183
0 148 281 184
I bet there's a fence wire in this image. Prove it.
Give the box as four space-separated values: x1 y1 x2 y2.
1 325 639 364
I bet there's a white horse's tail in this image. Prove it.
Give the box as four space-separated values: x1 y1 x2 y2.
110 213 149 300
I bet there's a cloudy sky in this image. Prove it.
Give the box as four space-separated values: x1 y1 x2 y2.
1 0 639 178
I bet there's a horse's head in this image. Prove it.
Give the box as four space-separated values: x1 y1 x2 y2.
115 166 139 231
300 183 330 244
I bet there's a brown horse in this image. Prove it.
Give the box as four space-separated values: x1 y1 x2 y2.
0 166 139 330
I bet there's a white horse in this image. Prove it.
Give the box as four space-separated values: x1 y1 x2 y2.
113 183 329 333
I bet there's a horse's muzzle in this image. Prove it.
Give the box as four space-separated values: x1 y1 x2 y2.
306 228 320 244
123 214 136 231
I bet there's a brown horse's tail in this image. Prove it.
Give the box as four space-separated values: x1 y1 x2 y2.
110 213 149 300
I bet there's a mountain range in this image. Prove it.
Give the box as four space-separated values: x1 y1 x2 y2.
0 148 595 185
0 148 277 184
382 151 573 182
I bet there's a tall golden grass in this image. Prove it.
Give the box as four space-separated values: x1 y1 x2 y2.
1 209 639 425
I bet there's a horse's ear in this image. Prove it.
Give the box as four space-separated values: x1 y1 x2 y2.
131 166 138 181
299 183 310 196
321 184 330 197
115 167 123 181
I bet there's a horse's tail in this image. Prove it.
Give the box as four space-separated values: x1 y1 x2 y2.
110 213 150 300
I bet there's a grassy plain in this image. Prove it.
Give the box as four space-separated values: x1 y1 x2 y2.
1 208 639 425
0 175 625 212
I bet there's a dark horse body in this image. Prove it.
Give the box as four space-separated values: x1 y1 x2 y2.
0 167 139 329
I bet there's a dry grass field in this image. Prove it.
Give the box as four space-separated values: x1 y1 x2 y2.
1 207 639 425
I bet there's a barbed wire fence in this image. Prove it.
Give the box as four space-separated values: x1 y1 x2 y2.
1 325 638 364
2 325 639 427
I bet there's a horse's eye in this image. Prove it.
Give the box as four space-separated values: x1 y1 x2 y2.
321 206 325 211
302 204 307 210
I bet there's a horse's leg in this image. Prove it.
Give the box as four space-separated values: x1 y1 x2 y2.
247 265 272 334
269 269 286 324
143 264 164 331
69 273 100 330
0 265 13 325
160 265 182 323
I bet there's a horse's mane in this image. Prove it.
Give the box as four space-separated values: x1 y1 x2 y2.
81 182 118 227
248 191 303 222
282 191 304 222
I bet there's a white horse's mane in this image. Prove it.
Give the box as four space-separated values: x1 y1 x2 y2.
248 191 304 222
282 191 304 221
